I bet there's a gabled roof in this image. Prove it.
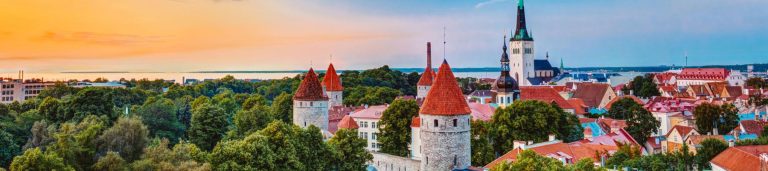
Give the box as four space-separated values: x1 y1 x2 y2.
519 86 574 109
666 125 695 138
571 83 613 108
685 135 724 147
322 63 343 91
710 145 768 171
294 68 329 101
337 115 359 129
419 60 471 115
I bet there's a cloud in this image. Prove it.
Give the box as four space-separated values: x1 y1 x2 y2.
35 32 168 46
475 0 506 9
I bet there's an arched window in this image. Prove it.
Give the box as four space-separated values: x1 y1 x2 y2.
434 120 438 127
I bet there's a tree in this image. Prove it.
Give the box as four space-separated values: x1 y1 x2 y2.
343 86 401 106
135 97 184 142
22 120 54 151
9 148 74 171
129 139 210 171
97 117 149 162
695 138 728 170
209 132 276 170
694 103 739 135
241 94 267 111
188 103 228 151
328 129 372 171
0 130 20 167
607 97 659 144
471 120 496 166
93 152 128 171
270 92 293 123
377 99 419 157
230 105 273 138
255 122 303 170
492 100 583 154
294 126 332 171
38 97 68 123
67 88 117 121
746 77 767 89
605 143 642 168
629 74 660 98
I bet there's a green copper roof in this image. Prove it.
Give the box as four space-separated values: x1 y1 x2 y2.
518 0 524 9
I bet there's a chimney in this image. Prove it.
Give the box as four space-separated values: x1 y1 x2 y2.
729 140 735 147
712 127 719 135
548 134 556 141
629 90 634 96
426 42 432 69
513 141 526 149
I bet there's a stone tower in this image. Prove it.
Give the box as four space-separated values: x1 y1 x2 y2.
322 63 343 107
509 0 534 86
496 35 520 108
293 68 330 130
419 60 471 171
416 42 435 100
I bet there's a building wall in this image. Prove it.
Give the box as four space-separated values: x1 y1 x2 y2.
293 100 329 131
0 82 55 104
496 92 515 108
370 152 421 171
327 91 343 107
510 40 534 86
710 163 726 171
419 114 471 170
598 87 617 109
354 117 381 151
727 71 746 86
677 79 720 87
411 126 422 160
417 85 430 99
652 112 677 137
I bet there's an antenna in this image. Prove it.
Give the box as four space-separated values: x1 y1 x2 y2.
685 51 688 68
443 26 447 60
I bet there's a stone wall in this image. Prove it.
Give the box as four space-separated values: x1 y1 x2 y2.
417 85 430 99
370 152 421 171
292 100 329 130
327 91 343 107
419 114 471 170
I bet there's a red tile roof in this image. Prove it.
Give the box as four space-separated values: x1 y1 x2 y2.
740 120 767 136
337 115 359 129
419 60 471 115
520 86 574 109
567 98 588 114
322 63 343 91
468 102 495 121
571 83 613 108
654 72 678 85
411 117 421 128
294 68 329 101
710 145 768 171
666 125 695 138
417 67 435 86
678 68 730 80
485 142 618 169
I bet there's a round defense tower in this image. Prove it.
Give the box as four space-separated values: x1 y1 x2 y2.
293 68 330 130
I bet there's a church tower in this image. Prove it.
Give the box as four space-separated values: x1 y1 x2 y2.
509 0 535 86
293 68 330 131
417 42 435 100
419 60 471 171
496 36 520 108
322 63 343 107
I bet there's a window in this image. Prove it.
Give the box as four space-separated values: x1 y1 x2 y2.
512 48 520 54
524 48 532 54
434 120 438 127
310 102 313 106
453 119 457 127
372 122 377 128
453 156 457 166
372 133 378 140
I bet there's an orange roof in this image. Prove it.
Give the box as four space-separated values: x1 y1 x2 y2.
520 86 574 109
337 115 359 129
411 117 421 127
485 142 618 168
711 145 768 171
417 67 435 86
666 125 695 137
571 83 612 108
293 68 329 101
322 63 343 91
419 60 471 115
567 98 588 114
605 96 644 110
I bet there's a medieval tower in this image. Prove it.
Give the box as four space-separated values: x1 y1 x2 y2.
322 63 343 107
419 60 471 170
509 0 535 86
496 35 520 108
416 42 435 100
293 68 330 131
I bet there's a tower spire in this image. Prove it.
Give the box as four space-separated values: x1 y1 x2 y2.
512 0 533 41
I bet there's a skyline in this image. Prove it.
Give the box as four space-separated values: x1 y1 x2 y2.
1 0 767 72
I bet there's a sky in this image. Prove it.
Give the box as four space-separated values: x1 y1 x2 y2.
0 0 766 72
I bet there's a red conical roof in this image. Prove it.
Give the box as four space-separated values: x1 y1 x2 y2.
294 68 328 101
337 115 359 129
322 63 343 91
419 60 471 115
417 67 435 86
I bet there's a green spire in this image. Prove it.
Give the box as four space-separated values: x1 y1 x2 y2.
518 0 524 9
560 58 564 70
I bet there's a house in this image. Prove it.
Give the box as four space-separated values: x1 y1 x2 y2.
468 90 494 104
659 86 679 97
568 82 617 109
710 145 768 171
328 105 363 134
644 136 666 154
654 72 678 86
484 141 619 169
645 97 697 136
684 135 725 155
676 68 745 87
349 105 388 151
665 125 699 153
519 86 577 114
687 85 712 98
